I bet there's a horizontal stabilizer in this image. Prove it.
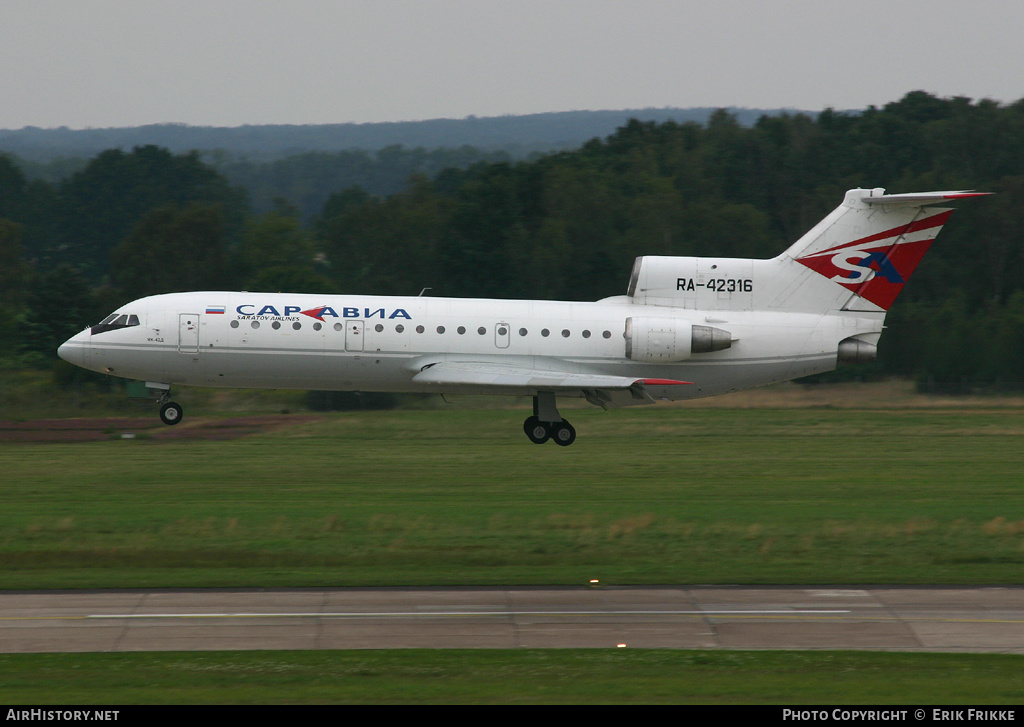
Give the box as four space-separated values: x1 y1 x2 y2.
861 190 991 206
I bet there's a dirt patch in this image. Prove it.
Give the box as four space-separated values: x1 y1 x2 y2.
0 414 324 443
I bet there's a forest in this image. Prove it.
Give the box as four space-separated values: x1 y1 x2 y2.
2 91 1023 392
0 106 781 164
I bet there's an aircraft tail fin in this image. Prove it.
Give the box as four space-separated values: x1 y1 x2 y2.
779 188 990 312
626 188 988 314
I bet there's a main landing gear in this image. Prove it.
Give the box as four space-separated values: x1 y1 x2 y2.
157 391 184 426
523 392 576 446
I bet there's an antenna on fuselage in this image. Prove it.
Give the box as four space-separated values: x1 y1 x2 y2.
419 288 432 297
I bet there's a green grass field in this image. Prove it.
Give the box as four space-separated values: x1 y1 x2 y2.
3 396 1023 704
2 650 1022 704
2 403 1023 589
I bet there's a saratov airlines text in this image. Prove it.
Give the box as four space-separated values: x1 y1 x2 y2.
234 305 411 320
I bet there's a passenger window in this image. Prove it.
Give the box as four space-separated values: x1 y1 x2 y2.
375 324 384 332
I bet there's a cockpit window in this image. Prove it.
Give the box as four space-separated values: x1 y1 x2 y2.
91 312 141 335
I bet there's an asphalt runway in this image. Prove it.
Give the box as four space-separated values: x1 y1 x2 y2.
1 587 1022 654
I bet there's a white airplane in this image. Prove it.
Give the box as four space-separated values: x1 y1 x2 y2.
58 188 987 445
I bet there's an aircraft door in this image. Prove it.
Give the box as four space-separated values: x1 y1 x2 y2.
178 314 200 353
345 320 364 352
495 322 510 349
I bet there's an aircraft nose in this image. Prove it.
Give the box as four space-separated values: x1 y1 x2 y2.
57 331 87 367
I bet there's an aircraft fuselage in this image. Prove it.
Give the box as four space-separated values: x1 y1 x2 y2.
59 291 869 400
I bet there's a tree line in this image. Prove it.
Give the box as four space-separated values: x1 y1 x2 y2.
2 91 1022 390
0 107 783 163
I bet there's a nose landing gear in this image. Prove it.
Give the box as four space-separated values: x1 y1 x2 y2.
157 392 184 426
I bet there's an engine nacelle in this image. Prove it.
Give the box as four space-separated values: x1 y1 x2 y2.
838 336 877 364
626 316 732 362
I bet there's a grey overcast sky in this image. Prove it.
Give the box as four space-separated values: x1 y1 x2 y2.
3 0 1022 129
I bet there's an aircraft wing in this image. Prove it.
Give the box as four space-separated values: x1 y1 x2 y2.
412 360 690 392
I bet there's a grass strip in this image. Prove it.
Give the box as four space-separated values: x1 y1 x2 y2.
2 649 1022 704
2 407 1023 589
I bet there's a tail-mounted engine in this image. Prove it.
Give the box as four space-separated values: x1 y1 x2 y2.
837 336 877 364
625 316 732 362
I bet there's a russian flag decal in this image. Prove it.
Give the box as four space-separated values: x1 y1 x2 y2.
206 305 226 314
